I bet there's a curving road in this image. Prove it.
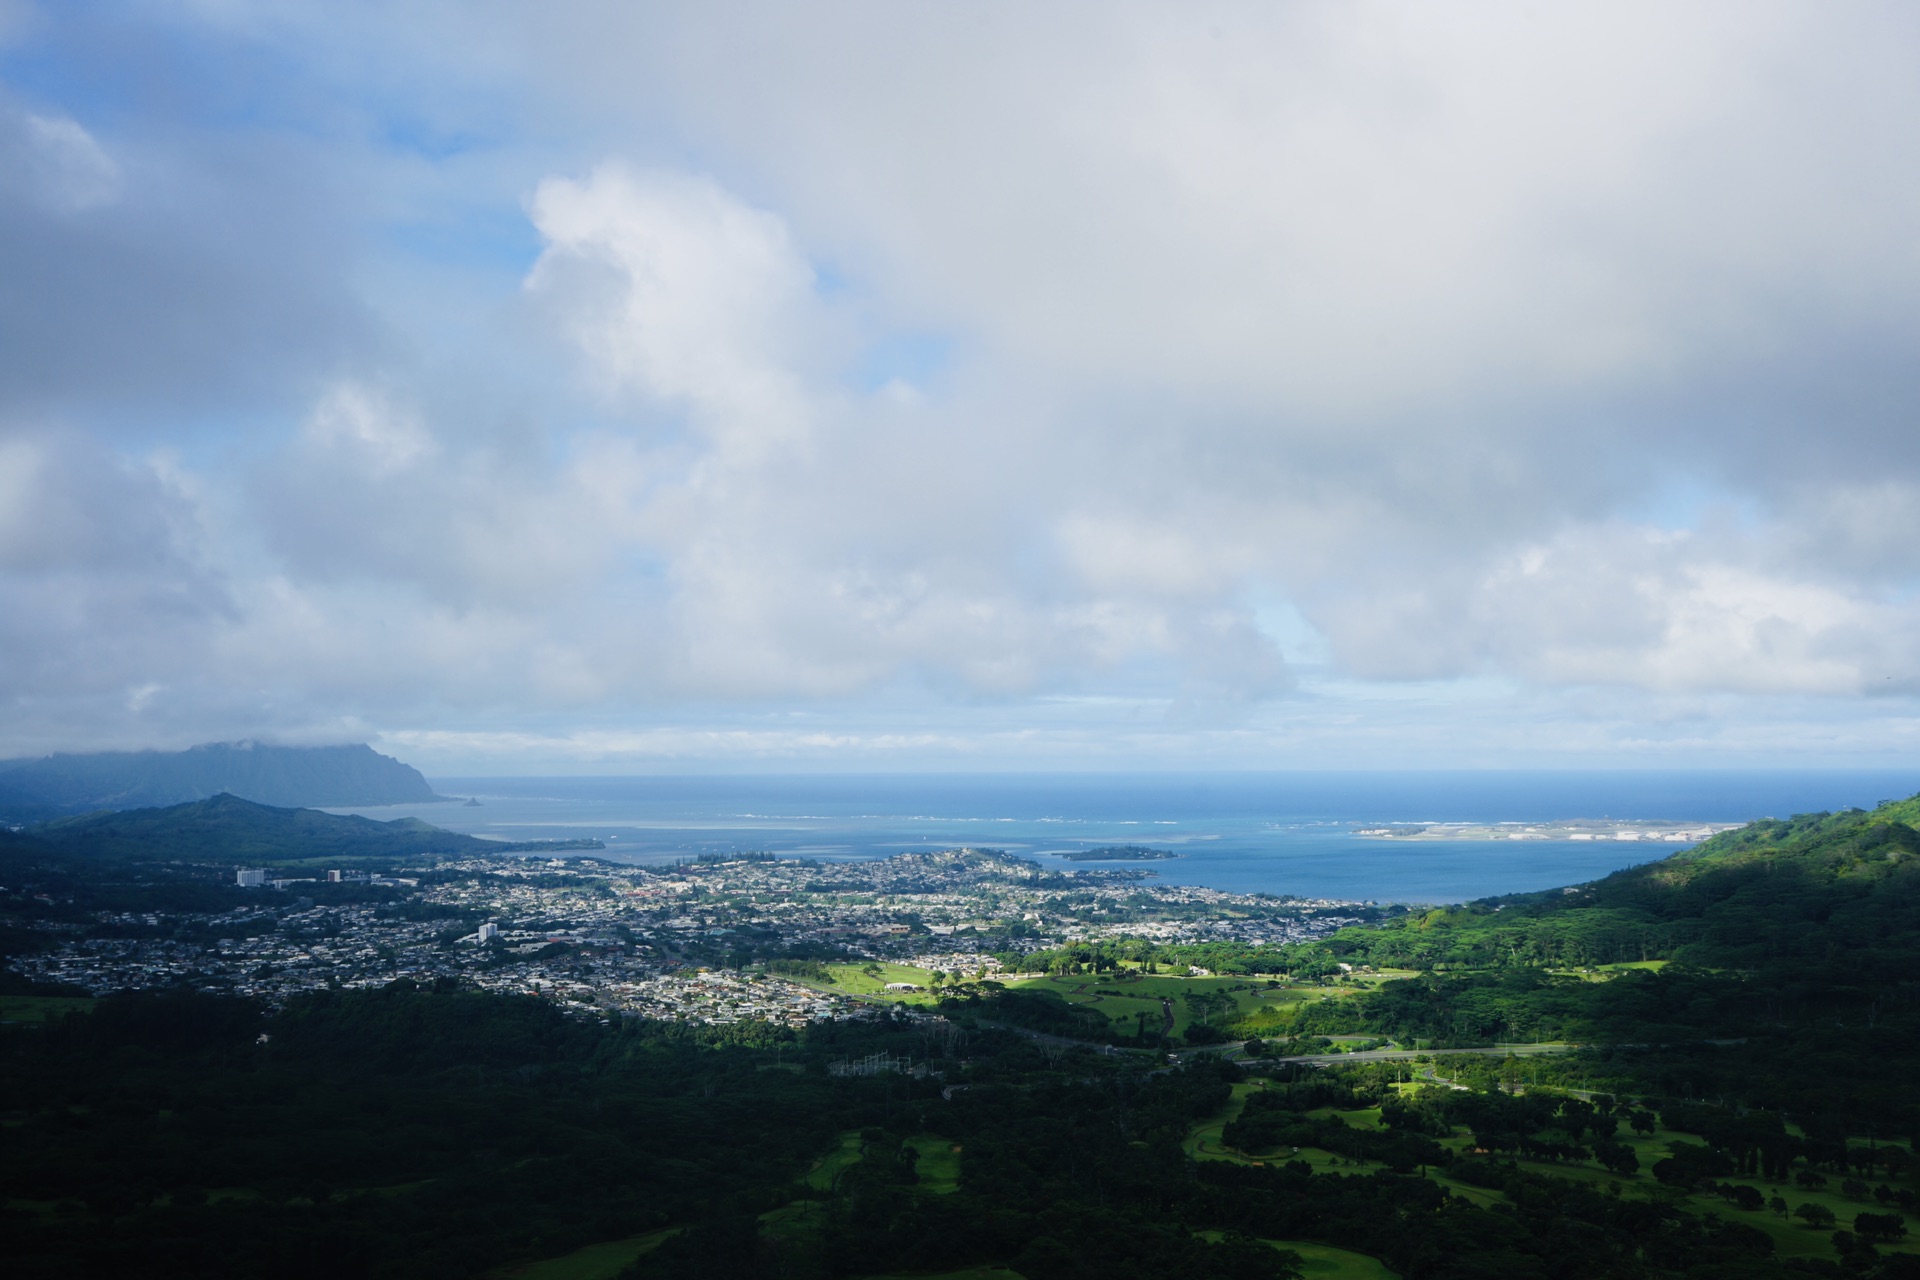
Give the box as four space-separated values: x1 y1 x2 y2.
1253 1043 1578 1066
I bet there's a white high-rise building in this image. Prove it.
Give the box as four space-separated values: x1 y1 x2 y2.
476 922 499 942
236 868 267 887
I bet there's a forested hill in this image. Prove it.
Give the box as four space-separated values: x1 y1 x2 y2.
1324 794 1920 973
7 794 600 863
1290 795 1920 1130
0 742 440 823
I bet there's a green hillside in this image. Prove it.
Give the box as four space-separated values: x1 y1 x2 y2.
9 794 1920 1279
19 793 600 864
1322 797 1920 974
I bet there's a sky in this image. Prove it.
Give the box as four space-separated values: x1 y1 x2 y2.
3 1 1920 775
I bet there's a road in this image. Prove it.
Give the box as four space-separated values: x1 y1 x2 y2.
1256 1043 1579 1066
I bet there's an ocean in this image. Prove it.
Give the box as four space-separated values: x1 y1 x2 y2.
329 770 1920 905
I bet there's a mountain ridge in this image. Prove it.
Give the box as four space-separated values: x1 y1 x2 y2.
11 792 600 862
0 742 440 822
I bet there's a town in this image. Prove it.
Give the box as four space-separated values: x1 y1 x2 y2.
11 846 1372 1027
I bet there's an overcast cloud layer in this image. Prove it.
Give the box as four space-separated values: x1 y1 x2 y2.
3 1 1919 773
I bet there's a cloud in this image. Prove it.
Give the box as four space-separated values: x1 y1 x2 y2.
1311 519 1920 695
302 383 438 477
7 109 120 211
526 165 830 462
1 2 1917 766
227 156 1297 721
595 3 1919 419
0 425 233 731
0 87 369 425
254 380 648 611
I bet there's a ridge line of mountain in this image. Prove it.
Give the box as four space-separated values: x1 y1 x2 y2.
0 742 441 823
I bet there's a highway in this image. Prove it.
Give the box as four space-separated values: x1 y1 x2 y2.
1255 1042 1578 1066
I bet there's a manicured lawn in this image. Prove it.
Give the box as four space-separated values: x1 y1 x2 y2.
486 1229 676 1280
1268 1240 1400 1279
857 1269 1025 1280
1021 976 1171 1035
765 1130 966 1243
804 1129 867 1190
800 1130 961 1195
1549 960 1671 982
997 973 1360 1039
1183 1080 1920 1261
760 1199 826 1237
822 962 946 1005
0 995 94 1023
1183 1082 1267 1164
1305 1105 1384 1130
1466 1115 1919 1261
907 1135 964 1193
1197 1231 1399 1278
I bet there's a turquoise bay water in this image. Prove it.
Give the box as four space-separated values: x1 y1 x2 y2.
330 770 1919 905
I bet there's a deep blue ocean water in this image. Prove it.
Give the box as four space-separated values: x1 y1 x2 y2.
329 770 1920 905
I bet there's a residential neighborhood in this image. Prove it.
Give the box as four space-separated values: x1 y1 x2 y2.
9 847 1368 1026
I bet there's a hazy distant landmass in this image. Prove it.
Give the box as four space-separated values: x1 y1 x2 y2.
1057 844 1179 861
0 741 440 823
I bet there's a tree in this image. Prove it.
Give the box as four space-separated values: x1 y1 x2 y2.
1853 1212 1907 1243
1595 1141 1639 1177
1830 1231 1871 1262
1597 1143 1643 1174
1795 1203 1837 1229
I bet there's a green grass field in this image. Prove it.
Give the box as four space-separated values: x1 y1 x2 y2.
793 966 1377 1044
764 1132 966 1242
1183 1076 1919 1263
907 1135 964 1193
0 995 95 1024
1271 1240 1400 1279
997 972 1351 1040
803 1129 868 1190
1548 960 1672 982
485 1229 676 1280
819 962 946 1005
856 1269 1025 1280
1182 1081 1271 1164
1197 1231 1399 1278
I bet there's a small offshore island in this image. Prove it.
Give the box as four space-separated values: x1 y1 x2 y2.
1055 843 1180 861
